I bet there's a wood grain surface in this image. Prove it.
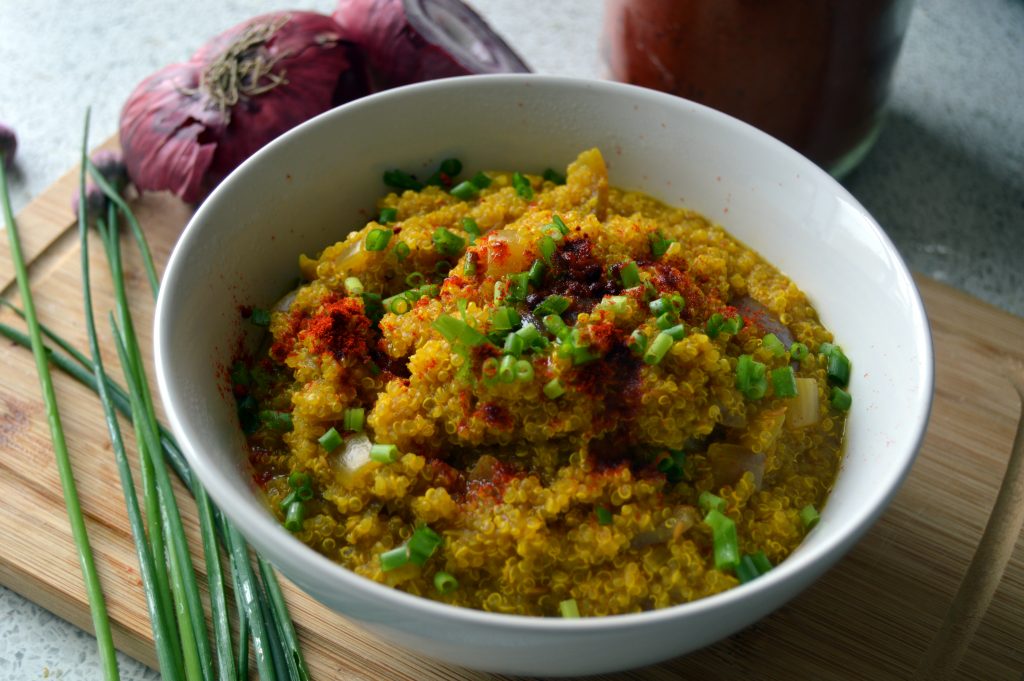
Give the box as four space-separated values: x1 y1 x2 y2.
1 154 1022 680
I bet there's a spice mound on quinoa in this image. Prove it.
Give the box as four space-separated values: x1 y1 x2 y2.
234 148 852 617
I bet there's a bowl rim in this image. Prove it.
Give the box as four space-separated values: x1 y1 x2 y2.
155 73 934 631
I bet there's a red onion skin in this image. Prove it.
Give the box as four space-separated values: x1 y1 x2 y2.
120 11 369 203
0 123 16 169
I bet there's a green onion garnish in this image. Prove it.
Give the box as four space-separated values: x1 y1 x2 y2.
383 169 423 191
503 332 524 358
604 295 629 316
826 348 852 387
344 276 364 296
365 228 392 251
250 308 271 327
433 314 489 347
819 342 836 357
771 366 798 398
379 546 409 571
498 355 517 383
543 314 570 339
559 598 580 618
789 341 809 360
439 158 462 177
434 571 459 594
703 509 740 571
643 331 675 365
619 261 641 288
407 525 443 564
434 260 452 276
481 356 499 379
515 359 534 382
432 226 465 256
490 306 521 334
461 217 481 241
649 231 672 258
384 294 411 315
394 241 411 261
405 271 425 287
319 427 343 452
505 272 530 303
543 378 566 399
736 554 760 584
450 181 479 201
535 294 571 317
284 500 305 532
595 506 613 525
699 490 726 514
762 333 786 357
463 257 477 276
736 354 768 399
370 443 400 464
750 550 773 574
663 324 686 341
528 259 546 287
259 410 293 432
830 386 852 411
551 214 570 235
343 407 365 432
800 504 820 530
470 171 492 189
512 172 534 199
515 323 543 347
538 235 557 264
721 314 744 335
542 168 566 184
379 207 397 224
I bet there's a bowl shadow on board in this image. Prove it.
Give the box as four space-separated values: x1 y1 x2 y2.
842 110 1024 317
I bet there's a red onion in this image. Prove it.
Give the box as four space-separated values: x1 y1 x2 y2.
72 151 131 217
333 0 530 90
120 12 369 203
0 122 16 169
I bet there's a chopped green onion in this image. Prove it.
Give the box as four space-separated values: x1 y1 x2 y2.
736 354 768 400
800 504 820 530
568 339 600 365
433 314 489 347
830 386 852 411
704 509 740 571
503 331 524 358
771 366 798 398
736 554 760 584
481 356 499 379
528 259 546 287
378 207 397 224
628 329 648 356
450 181 479 201
498 354 516 383
463 256 477 276
551 214 570 235
514 359 534 382
512 172 533 199
370 443 400 464
230 361 251 388
699 491 726 514
515 323 543 347
319 427 343 452
643 331 675 365
762 333 786 357
383 169 423 191
379 546 409 571
819 342 837 357
402 272 424 288
469 171 492 189
284 501 305 532
595 506 613 525
407 525 443 564
432 227 465 257
826 348 852 387
789 341 809 361
721 314 744 335
535 294 571 316
543 378 566 399
384 294 411 315
559 599 580 618
278 489 299 511
440 158 462 177
505 272 530 303
705 312 724 338
434 260 452 276
542 168 566 184
344 276 364 296
434 571 459 594
394 241 411 261
538 235 557 264
619 261 641 288
604 295 629 316
649 231 672 258
288 471 310 490
250 308 271 327
654 311 674 328
461 217 481 240
365 228 392 251
543 314 570 339
490 306 521 334
259 410 293 432
750 550 773 574
343 407 365 432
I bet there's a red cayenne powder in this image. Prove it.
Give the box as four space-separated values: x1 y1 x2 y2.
299 296 372 360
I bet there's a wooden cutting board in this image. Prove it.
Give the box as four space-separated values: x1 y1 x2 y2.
1 151 1022 681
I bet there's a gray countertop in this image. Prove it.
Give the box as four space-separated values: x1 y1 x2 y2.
0 0 1021 678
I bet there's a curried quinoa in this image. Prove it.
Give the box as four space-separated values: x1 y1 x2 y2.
235 149 851 617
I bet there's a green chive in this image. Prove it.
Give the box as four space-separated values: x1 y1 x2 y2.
544 378 566 399
721 314 744 335
819 342 837 357
408 525 443 564
434 571 459 594
620 261 641 288
750 550 773 574
538 235 557 265
644 331 674 365
542 168 566 184
771 366 798 398
827 348 852 387
736 554 760 584
284 501 305 532
650 231 672 258
535 294 571 316
604 295 629 316
383 169 423 191
433 227 465 257
762 333 786 357
370 443 400 464
498 355 517 383
704 509 740 571
319 427 343 452
259 410 293 432
380 546 409 571
440 158 462 177
450 181 479 201
365 228 392 251
736 354 768 400
503 332 525 358
528 259 546 287
830 386 853 411
551 215 569 235
800 504 821 530
789 341 809 361
543 314 570 340
490 306 521 334
663 324 686 341
512 171 533 199
470 171 492 189
434 314 489 347
515 323 543 348
515 359 534 382
343 407 365 432
595 506 613 525
250 308 271 327
379 207 398 224
461 217 481 241
706 312 725 338
405 271 425 287
463 256 477 276
481 356 500 379
699 491 726 514
344 276 364 296
394 241 411 261
559 598 580 618
384 294 411 315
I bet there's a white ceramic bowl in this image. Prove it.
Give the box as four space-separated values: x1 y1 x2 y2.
155 75 933 676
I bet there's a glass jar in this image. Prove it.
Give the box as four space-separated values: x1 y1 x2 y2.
603 0 914 177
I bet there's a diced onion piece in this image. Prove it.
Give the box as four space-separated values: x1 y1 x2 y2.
334 432 373 476
707 443 765 490
786 378 820 428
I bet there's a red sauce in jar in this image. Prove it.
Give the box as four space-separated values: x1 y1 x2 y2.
603 0 913 173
